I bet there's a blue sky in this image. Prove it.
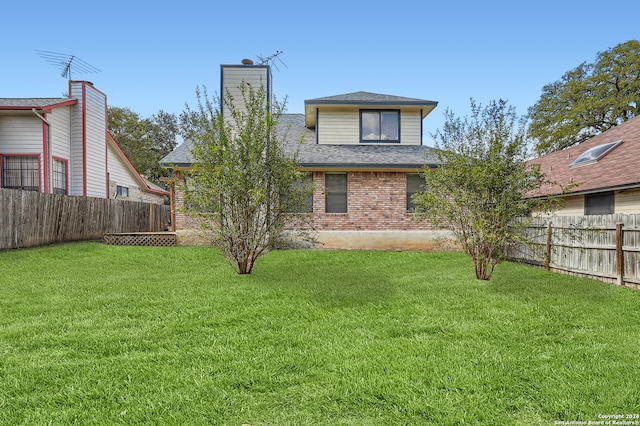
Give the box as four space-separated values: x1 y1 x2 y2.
2 1 639 146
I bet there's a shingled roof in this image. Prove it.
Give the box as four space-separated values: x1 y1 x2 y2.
0 98 76 110
304 91 438 127
529 115 640 197
160 113 440 170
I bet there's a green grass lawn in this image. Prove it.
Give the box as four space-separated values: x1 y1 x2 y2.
1 243 639 425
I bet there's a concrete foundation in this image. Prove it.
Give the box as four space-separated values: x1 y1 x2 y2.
175 228 458 252
311 230 457 251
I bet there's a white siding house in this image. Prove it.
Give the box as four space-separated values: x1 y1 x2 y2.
0 80 167 203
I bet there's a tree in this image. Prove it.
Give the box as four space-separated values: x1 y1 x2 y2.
528 40 640 155
108 107 178 185
413 99 559 281
180 83 311 274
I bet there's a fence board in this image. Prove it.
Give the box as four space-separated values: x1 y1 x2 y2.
0 189 170 250
508 214 640 289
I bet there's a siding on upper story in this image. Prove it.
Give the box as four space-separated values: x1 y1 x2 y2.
316 107 423 145
220 64 271 120
69 81 107 197
107 141 139 189
0 115 43 153
47 107 71 161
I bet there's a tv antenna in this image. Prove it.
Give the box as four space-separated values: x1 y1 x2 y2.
257 50 287 71
35 49 101 80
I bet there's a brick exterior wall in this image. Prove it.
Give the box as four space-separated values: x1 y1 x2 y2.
174 186 201 230
171 171 437 232
108 180 166 205
312 171 437 231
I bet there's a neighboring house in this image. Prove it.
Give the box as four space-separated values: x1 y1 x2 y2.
528 115 640 215
161 62 452 249
0 80 167 204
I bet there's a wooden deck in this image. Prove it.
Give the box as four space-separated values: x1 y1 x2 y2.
103 232 176 247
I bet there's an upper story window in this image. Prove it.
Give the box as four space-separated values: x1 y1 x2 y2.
2 155 39 192
360 110 400 143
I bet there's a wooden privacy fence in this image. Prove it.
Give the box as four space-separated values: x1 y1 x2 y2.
507 214 640 289
0 189 170 250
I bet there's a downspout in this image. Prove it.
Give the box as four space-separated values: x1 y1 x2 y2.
32 108 51 193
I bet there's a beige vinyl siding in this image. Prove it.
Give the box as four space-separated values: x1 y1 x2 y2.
317 109 360 144
399 110 421 145
537 195 584 217
615 189 640 214
556 195 585 216
221 65 270 120
316 108 422 145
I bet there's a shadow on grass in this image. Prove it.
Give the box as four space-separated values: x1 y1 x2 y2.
254 250 397 309
308 270 395 308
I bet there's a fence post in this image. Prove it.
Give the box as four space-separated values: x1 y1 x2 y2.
616 223 624 286
149 203 154 232
545 221 552 270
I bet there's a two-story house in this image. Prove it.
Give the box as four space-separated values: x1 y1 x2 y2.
0 80 167 204
161 62 452 249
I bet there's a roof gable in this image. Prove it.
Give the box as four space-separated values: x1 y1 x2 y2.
160 113 440 171
529 116 640 196
304 91 438 128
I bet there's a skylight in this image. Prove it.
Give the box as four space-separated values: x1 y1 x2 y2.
570 140 623 167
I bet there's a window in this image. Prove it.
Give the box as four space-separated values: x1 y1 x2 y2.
570 140 622 168
585 192 614 215
360 110 400 142
406 173 425 211
2 155 39 191
282 172 314 213
53 158 67 195
325 173 347 213
116 185 129 197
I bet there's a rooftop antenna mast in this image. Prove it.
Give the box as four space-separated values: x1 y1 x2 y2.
35 49 101 80
256 50 287 71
